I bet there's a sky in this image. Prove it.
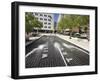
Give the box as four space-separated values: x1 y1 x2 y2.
54 13 59 23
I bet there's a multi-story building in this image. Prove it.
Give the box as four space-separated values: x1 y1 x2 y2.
32 12 54 33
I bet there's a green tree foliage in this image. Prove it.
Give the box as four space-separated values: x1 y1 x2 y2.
58 14 89 39
25 12 43 33
58 15 69 33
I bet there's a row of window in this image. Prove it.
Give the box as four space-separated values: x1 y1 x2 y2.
44 22 51 25
40 18 51 21
44 26 51 28
36 17 51 21
35 13 51 17
35 13 52 17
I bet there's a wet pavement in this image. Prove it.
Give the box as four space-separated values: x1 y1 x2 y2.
25 35 89 68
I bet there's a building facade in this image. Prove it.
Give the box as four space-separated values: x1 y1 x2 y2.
32 12 54 33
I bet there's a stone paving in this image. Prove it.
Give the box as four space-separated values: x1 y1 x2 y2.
56 34 89 51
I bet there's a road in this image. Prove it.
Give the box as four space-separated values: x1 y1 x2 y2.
25 34 89 68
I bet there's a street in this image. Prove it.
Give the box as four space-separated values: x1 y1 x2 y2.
25 34 89 68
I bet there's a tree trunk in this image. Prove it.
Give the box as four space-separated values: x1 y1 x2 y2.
37 29 39 34
69 32 72 39
69 29 72 39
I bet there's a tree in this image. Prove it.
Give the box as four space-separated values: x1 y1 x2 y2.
58 15 67 33
57 14 89 39
25 12 43 34
63 15 78 39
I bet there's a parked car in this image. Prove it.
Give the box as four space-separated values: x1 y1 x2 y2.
80 33 87 39
73 33 80 37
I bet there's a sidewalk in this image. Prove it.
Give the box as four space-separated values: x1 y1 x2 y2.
26 35 43 46
25 33 51 46
56 34 89 51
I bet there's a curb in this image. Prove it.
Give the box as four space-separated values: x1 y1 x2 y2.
26 35 43 47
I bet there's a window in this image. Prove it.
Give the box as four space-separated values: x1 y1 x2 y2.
48 26 51 28
40 14 43 16
35 13 38 15
48 23 51 25
44 18 47 21
44 22 47 24
40 18 43 20
44 15 47 17
44 26 47 28
48 19 51 21
48 15 52 18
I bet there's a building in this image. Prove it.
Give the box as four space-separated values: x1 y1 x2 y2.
32 12 54 33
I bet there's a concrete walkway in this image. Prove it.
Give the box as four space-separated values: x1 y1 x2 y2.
26 35 43 46
56 34 89 51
